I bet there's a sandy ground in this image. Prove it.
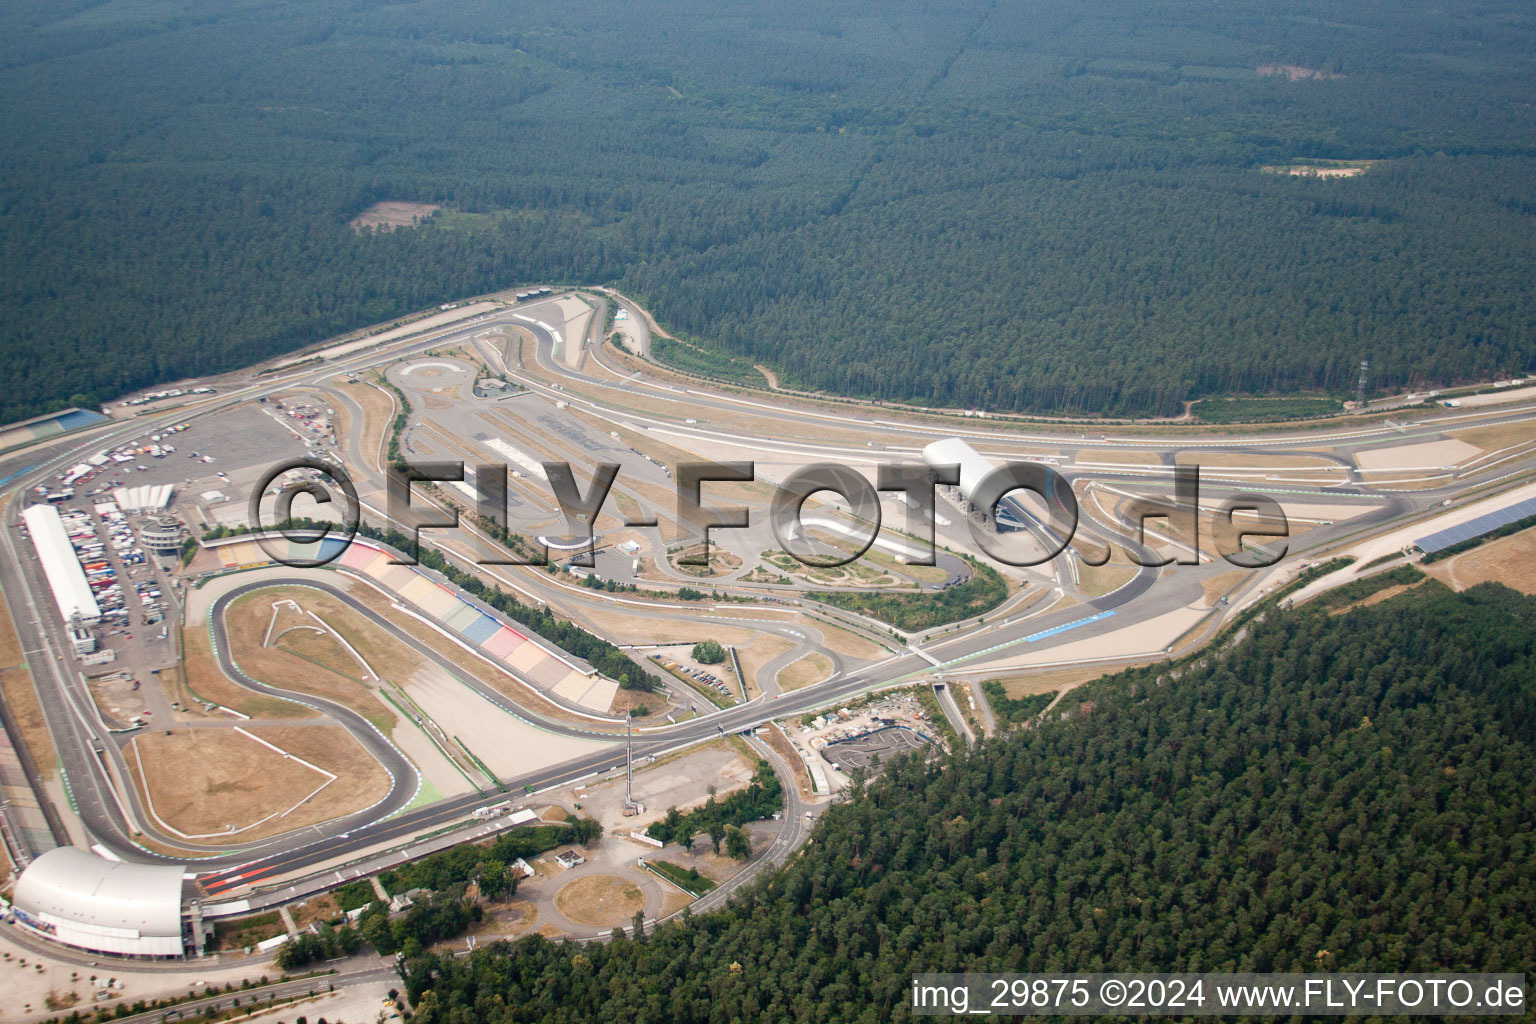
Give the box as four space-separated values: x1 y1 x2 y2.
1447 384 1536 408
1273 501 1380 524
1174 451 1341 469
976 604 1208 671
0 924 329 1023
554 874 645 928
400 663 606 779
228 978 398 1024
1354 438 1480 470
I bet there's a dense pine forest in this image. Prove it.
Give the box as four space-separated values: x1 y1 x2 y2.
3 0 1535 421
397 580 1536 1022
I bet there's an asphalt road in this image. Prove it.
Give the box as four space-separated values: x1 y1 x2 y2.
2 295 1533 900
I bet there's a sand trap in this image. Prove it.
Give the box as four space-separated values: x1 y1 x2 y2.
403 664 607 777
1355 439 1480 470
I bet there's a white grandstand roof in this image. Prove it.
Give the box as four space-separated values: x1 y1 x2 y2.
21 505 100 623
113 483 174 511
12 847 185 957
922 437 997 502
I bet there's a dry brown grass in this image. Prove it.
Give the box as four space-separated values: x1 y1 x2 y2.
1200 569 1249 606
0 595 54 778
1076 559 1138 598
757 722 814 800
221 590 398 731
181 624 314 719
129 724 389 842
570 605 756 647
1424 526 1536 595
554 874 645 928
1078 449 1163 465
346 378 398 473
289 893 343 931
986 660 1157 699
806 617 886 659
734 635 796 697
1174 451 1340 469
1448 420 1536 452
777 652 834 692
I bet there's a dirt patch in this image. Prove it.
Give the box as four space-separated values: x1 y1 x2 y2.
0 597 54 778
777 652 833 692
129 724 389 843
1257 64 1344 80
289 893 343 931
1425 526 1536 595
349 201 441 232
554 874 645 928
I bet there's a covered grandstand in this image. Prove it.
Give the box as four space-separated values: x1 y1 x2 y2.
10 847 187 957
1415 496 1536 554
21 504 101 623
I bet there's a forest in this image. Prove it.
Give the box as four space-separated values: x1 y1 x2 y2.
3 0 1535 421
393 579 1535 1022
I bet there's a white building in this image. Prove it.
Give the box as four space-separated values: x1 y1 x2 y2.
11 847 187 957
21 504 101 624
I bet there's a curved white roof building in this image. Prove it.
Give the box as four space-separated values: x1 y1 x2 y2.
22 504 101 623
11 848 186 957
921 438 996 502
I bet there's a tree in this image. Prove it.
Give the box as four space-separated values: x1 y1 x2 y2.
692 640 726 664
724 825 751 860
707 822 726 854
